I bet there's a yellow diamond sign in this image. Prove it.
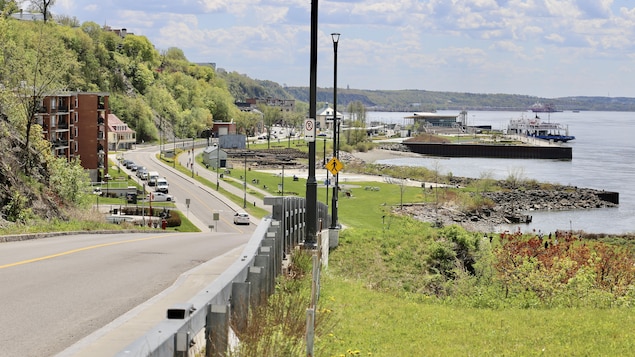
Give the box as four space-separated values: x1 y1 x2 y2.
326 157 343 175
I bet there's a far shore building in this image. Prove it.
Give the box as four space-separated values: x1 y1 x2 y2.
34 92 110 182
107 114 136 151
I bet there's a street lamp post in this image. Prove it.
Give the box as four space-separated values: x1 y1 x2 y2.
304 0 319 246
191 137 195 178
104 173 111 197
216 143 220 191
323 136 326 166
243 154 247 208
330 32 341 230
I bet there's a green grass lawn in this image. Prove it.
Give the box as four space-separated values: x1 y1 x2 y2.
319 275 635 356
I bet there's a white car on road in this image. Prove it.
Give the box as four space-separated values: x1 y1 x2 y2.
233 212 250 225
146 192 175 202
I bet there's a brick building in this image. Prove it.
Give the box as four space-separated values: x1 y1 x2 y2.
34 92 109 181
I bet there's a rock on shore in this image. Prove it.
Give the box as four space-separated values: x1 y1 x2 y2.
349 147 618 233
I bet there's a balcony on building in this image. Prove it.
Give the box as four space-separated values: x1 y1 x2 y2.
53 138 69 148
56 120 69 130
97 96 106 110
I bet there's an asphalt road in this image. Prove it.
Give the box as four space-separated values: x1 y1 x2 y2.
0 146 256 357
120 146 252 233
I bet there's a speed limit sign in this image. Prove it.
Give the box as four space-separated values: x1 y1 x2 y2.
304 118 315 142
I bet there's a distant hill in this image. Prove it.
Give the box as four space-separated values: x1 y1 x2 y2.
217 70 635 112
282 87 635 112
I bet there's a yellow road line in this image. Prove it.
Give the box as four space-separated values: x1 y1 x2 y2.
0 233 177 269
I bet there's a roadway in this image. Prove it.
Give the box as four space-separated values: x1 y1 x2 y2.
0 144 263 357
118 144 256 232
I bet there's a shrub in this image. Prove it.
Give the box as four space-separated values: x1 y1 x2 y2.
165 210 182 227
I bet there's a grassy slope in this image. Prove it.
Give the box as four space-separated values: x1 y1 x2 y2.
320 276 634 356
271 163 635 356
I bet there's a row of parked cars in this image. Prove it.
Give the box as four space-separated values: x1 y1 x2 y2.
119 158 250 223
121 159 174 202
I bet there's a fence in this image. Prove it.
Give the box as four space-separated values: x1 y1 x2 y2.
115 196 331 357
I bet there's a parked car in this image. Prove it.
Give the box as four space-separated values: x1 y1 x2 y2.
155 178 169 193
136 167 148 178
147 192 175 202
129 163 138 171
233 212 250 225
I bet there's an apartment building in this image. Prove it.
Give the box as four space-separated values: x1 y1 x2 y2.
35 92 109 182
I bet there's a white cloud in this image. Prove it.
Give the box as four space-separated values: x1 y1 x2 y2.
53 0 635 96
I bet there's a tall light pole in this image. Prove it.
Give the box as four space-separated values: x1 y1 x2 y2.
243 154 247 208
330 32 340 230
304 0 319 246
216 143 220 191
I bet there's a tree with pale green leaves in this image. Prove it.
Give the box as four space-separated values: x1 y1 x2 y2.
259 104 282 149
0 20 74 174
345 100 368 146
0 0 19 17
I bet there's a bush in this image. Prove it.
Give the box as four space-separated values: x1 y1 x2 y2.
165 210 182 227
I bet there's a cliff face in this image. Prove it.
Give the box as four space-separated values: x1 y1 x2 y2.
0 120 66 227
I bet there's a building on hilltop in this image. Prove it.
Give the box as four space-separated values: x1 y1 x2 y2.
34 92 110 182
103 26 132 38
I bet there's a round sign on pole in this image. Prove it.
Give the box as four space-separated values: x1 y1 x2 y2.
304 118 315 142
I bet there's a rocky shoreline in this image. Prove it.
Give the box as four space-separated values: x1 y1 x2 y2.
349 147 618 233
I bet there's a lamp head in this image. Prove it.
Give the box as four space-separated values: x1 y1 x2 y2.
331 33 340 44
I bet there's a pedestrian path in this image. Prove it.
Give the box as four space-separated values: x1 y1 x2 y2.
178 148 271 211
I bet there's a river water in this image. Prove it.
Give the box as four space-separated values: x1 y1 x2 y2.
367 110 635 234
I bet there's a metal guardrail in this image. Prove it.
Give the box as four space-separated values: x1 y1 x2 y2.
115 196 330 357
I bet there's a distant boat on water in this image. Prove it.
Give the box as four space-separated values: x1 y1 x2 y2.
530 102 561 113
507 115 575 142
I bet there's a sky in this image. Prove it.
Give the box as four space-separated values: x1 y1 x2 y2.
52 0 635 98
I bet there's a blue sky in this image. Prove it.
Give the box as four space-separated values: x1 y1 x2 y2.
54 0 635 98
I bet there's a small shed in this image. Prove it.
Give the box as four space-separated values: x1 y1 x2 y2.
202 145 227 169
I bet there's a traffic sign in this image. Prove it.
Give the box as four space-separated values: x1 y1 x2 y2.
326 157 343 175
304 118 315 142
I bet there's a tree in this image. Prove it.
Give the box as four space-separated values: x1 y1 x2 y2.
0 21 73 174
0 0 19 17
259 104 282 149
345 100 367 146
346 100 366 123
234 110 261 138
122 35 160 66
28 0 55 22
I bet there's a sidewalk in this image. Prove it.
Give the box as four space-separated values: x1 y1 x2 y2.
178 148 270 210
